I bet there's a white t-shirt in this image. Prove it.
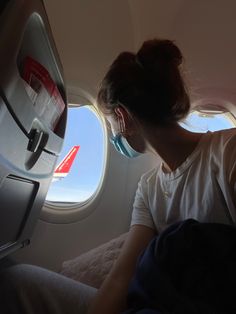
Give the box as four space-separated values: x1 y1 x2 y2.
131 128 236 233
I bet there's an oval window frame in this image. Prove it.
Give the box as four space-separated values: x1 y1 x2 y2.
41 93 109 224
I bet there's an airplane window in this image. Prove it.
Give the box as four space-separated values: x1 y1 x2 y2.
180 110 236 133
45 105 105 204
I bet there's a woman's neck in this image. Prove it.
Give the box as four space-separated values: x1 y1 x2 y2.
143 123 203 172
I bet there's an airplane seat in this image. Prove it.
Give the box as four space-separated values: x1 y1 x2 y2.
60 232 128 289
0 0 67 262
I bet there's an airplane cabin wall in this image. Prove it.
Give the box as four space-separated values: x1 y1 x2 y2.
129 0 236 111
13 0 236 271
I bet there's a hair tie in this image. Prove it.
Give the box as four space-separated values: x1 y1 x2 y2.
135 55 144 69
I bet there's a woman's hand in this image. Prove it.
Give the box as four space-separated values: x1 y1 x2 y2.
87 224 156 314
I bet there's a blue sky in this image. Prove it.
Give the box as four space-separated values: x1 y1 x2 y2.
46 106 105 203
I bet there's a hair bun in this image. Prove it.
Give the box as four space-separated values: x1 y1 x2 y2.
136 39 183 70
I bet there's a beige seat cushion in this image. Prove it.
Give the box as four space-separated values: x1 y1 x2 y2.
60 232 128 288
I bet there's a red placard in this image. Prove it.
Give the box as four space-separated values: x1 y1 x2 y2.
22 56 65 130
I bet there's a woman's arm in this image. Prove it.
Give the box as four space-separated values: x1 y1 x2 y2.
88 224 156 314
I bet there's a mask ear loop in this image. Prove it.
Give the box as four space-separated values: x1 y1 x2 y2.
116 103 135 137
117 111 127 136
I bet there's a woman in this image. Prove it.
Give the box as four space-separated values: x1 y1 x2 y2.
88 39 236 313
0 39 235 314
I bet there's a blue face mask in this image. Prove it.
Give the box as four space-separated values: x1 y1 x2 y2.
110 134 142 158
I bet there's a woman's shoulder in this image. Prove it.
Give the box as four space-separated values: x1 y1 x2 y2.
212 127 236 139
209 128 236 151
205 128 236 168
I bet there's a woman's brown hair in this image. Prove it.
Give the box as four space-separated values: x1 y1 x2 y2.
97 39 190 126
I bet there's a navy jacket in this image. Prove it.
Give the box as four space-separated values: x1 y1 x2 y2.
123 219 236 314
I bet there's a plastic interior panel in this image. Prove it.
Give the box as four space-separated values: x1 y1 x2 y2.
0 0 66 259
0 175 38 247
0 0 67 155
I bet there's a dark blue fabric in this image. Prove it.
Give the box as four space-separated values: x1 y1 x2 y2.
123 219 236 314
